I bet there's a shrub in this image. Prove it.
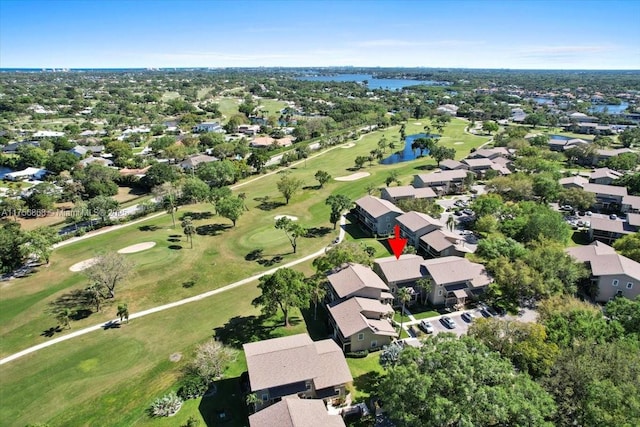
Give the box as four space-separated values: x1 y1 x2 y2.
148 392 183 417
177 373 208 400
346 349 369 358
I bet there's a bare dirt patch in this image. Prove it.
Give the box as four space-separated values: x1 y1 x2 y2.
169 352 182 362
274 215 299 221
334 172 371 181
69 258 98 272
117 242 157 254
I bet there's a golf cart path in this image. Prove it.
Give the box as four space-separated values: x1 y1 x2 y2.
0 215 346 366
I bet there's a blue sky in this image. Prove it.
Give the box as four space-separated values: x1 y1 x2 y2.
1 0 639 69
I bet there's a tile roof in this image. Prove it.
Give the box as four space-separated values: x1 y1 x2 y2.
566 241 640 281
355 195 403 218
422 256 491 286
589 217 636 234
559 176 588 187
581 183 628 197
420 229 471 253
623 195 640 210
439 159 465 170
327 263 389 299
589 167 623 180
249 397 346 427
374 254 425 283
396 211 442 232
414 169 468 184
382 185 437 199
327 297 396 338
243 334 352 392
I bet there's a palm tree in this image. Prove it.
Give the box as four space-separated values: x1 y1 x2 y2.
397 287 412 336
446 215 456 232
56 308 72 329
181 216 196 248
246 392 260 412
117 303 129 323
308 277 327 320
416 278 433 305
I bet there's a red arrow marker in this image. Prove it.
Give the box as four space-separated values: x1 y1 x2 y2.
388 224 408 259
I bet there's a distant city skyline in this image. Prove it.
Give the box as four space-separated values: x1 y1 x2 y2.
1 0 639 70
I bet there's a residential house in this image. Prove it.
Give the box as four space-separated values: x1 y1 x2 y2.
373 254 426 304
69 145 89 157
438 159 467 171
559 175 589 189
380 185 437 204
354 196 403 237
250 136 293 148
469 147 510 160
395 211 443 247
422 256 492 306
192 122 223 133
325 263 393 304
4 167 47 181
327 297 397 352
243 334 353 410
462 158 493 177
589 168 623 185
239 124 261 136
78 156 114 167
249 396 346 427
592 148 635 166
566 241 640 302
179 154 218 170
581 183 628 210
1 141 39 154
419 229 474 258
436 104 458 116
588 217 637 244
413 169 468 195
548 137 589 152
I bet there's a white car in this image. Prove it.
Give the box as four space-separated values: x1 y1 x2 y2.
461 312 476 323
419 320 434 334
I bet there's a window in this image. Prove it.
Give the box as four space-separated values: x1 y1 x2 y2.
261 393 269 401
357 333 364 341
612 279 619 286
438 290 443 296
627 282 634 289
371 340 378 348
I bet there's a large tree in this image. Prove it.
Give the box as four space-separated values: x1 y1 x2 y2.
618 126 640 148
430 145 456 166
24 227 58 265
613 232 640 263
252 267 311 326
276 173 303 205
378 335 556 427
469 318 559 378
87 195 119 225
0 222 26 273
275 216 306 254
312 241 374 274
325 194 352 229
314 170 331 188
215 195 244 226
45 151 78 174
84 252 134 300
190 340 236 382
558 187 596 211
196 160 237 187
180 177 210 204
605 296 640 336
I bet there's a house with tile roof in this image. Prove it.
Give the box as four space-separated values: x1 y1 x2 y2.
354 195 403 237
422 256 493 306
413 169 468 195
589 167 623 185
327 297 397 353
588 217 637 245
566 241 640 302
380 185 437 204
373 254 426 305
419 229 474 258
395 211 443 247
325 263 393 304
243 334 353 410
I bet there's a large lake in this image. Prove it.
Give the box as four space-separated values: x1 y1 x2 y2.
381 133 438 164
297 74 440 90
533 97 629 114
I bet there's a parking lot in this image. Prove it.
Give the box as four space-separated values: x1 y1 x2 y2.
405 307 538 340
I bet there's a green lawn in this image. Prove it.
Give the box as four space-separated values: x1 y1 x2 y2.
0 118 488 426
214 97 241 122
346 353 385 402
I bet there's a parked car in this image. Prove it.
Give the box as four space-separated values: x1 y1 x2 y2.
586 211 593 216
441 316 457 329
462 209 475 215
560 205 573 211
609 214 618 220
461 312 476 323
480 307 493 318
419 320 434 334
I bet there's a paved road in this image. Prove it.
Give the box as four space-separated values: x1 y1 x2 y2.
0 215 346 366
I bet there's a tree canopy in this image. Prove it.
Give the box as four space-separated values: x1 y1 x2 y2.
251 267 310 327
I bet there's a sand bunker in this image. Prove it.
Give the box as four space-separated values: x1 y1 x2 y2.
118 242 157 254
340 143 355 148
274 215 298 221
454 142 464 145
335 172 371 181
69 258 98 272
414 122 422 125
